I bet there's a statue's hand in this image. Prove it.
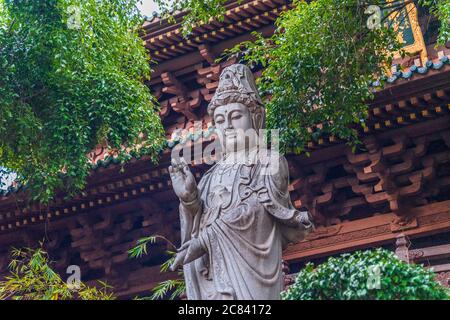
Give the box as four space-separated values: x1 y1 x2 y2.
169 158 198 203
182 238 206 264
170 245 188 272
170 238 205 271
296 211 314 230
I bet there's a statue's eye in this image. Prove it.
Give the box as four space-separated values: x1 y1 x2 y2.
231 114 242 120
215 118 225 124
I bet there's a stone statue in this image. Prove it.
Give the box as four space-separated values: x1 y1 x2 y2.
169 64 314 300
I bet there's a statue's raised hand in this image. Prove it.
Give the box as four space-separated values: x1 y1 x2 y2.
169 158 198 203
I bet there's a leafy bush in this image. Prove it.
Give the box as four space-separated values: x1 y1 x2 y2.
0 246 115 300
0 0 165 202
282 249 449 300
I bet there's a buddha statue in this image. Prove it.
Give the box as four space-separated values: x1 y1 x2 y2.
169 64 313 300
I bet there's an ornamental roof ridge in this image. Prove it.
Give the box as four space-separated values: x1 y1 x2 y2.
372 54 450 88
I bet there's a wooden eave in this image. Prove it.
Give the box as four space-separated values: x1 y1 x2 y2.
142 0 291 63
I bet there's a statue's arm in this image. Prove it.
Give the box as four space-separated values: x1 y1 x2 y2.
180 192 202 216
171 200 207 271
179 193 202 244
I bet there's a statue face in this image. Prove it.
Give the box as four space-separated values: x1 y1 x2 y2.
213 103 258 155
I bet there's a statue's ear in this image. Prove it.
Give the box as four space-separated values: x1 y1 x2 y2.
253 111 264 131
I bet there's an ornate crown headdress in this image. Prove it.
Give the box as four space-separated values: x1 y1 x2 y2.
207 64 264 117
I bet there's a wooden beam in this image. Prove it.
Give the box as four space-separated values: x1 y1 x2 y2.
410 244 450 262
283 200 450 262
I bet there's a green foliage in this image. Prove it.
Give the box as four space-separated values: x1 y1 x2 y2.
148 278 186 300
153 0 232 36
129 235 185 300
159 0 449 48
127 235 173 258
224 0 404 154
282 249 449 300
419 0 450 45
0 0 165 203
0 246 115 300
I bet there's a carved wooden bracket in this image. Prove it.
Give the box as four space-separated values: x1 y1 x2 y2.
161 72 187 96
160 71 201 120
394 233 411 262
390 216 418 232
198 44 216 65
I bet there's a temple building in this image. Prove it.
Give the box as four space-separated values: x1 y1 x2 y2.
0 0 449 298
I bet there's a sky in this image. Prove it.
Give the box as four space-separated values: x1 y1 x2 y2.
137 0 160 16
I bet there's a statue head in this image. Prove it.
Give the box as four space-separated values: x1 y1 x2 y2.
208 64 265 155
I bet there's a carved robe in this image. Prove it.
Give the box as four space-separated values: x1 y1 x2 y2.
179 152 312 300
